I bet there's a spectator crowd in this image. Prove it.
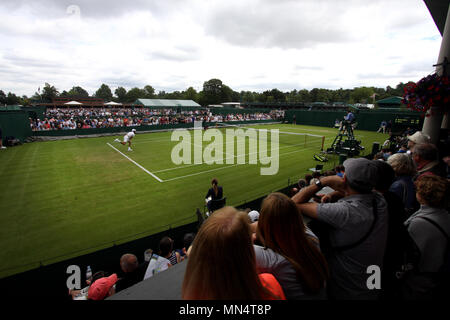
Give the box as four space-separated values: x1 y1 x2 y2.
30 107 278 131
68 125 449 301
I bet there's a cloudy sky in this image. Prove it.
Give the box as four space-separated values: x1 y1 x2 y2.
0 0 443 97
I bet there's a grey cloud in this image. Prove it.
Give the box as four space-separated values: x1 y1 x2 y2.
203 1 357 49
3 54 62 69
150 49 200 62
0 0 182 19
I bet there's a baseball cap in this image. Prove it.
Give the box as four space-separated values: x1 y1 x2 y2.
88 273 118 300
132 129 136 133
407 131 430 144
343 158 379 193
248 210 260 222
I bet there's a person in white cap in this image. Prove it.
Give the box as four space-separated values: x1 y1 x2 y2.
406 131 430 154
115 128 136 151
248 210 260 223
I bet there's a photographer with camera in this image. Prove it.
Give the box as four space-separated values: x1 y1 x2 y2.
292 158 389 300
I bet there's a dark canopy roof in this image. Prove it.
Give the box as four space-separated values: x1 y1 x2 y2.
424 0 449 36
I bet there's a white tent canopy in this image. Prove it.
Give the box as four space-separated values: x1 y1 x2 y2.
64 101 83 105
104 101 122 106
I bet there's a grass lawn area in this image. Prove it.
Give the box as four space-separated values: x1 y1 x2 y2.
0 123 388 278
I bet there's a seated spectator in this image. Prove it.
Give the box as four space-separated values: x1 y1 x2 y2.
412 143 446 180
387 153 418 216
373 151 385 161
182 206 286 300
69 270 106 300
292 158 389 300
248 210 260 223
161 236 180 266
402 175 450 299
87 273 118 300
335 165 345 178
144 248 153 262
291 179 307 195
254 192 329 300
397 144 408 153
115 253 148 293
176 232 196 261
205 178 224 214
381 148 392 161
304 174 313 186
310 171 321 185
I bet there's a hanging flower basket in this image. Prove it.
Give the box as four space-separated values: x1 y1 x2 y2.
402 73 450 116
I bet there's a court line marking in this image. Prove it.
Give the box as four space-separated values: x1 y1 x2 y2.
154 134 334 174
106 143 164 183
161 136 336 182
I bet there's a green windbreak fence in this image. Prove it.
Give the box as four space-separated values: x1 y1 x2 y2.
21 106 47 120
0 108 424 141
285 109 423 132
0 110 33 142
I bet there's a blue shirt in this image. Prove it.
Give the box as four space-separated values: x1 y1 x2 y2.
345 112 355 122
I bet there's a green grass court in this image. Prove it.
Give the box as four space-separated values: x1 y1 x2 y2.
0 123 388 278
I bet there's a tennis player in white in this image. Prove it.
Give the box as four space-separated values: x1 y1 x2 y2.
115 128 136 151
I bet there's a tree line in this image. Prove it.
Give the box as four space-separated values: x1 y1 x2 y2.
0 79 410 107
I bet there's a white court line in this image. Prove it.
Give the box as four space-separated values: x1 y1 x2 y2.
155 135 335 174
106 143 164 183
153 141 314 173
163 163 243 182
162 137 335 182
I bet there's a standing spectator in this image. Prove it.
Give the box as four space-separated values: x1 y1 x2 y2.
406 131 430 154
254 193 328 300
387 153 418 216
372 160 409 299
292 158 389 300
412 143 446 180
402 175 450 299
182 206 286 300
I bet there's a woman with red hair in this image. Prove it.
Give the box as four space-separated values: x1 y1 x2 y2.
182 206 285 300
255 192 329 299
